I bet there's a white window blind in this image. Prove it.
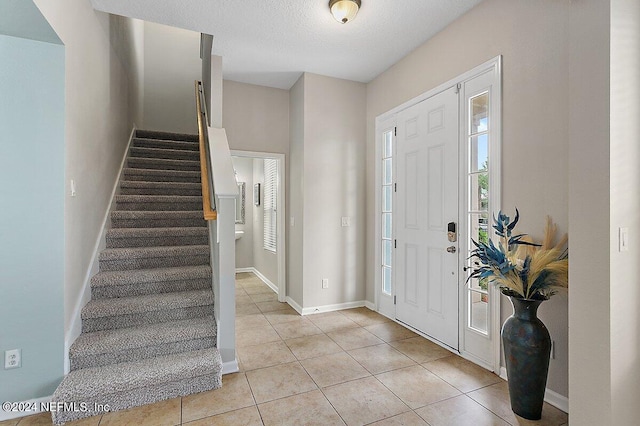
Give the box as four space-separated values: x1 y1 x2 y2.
263 159 278 252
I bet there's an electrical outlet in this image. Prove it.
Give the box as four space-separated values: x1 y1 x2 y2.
341 217 350 227
322 278 329 289
5 349 21 369
70 179 77 197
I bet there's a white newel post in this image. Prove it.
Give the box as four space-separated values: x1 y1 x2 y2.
212 196 238 373
207 127 239 374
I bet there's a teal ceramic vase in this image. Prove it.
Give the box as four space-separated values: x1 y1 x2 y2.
502 296 551 420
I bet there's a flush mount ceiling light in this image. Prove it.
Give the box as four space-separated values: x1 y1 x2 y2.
329 0 361 24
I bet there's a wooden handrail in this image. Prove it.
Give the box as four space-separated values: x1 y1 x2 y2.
195 81 217 221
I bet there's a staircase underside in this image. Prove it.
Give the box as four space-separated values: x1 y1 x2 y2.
51 130 222 425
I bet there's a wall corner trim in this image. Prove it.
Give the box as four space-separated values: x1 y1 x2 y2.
221 359 239 375
286 296 303 315
236 267 278 294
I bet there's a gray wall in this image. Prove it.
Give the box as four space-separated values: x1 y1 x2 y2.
288 73 367 309
252 159 278 285
231 156 279 286
232 156 254 269
302 73 367 308
222 80 290 287
33 0 144 343
0 33 64 403
223 80 290 155
366 0 575 397
143 21 201 133
566 0 612 421
610 0 640 423
288 76 305 304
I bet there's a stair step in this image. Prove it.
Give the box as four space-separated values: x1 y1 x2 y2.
119 180 202 196
99 245 210 271
130 146 200 162
70 316 217 371
132 137 199 152
81 289 213 332
123 168 201 183
135 129 199 142
127 156 200 172
51 347 222 425
110 210 207 228
106 227 208 248
115 194 202 212
91 265 212 299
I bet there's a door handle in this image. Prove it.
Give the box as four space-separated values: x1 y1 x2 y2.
446 246 457 253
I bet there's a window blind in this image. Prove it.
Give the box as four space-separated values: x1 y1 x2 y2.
263 159 278 252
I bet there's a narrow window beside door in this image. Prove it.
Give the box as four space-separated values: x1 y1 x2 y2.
381 130 394 295
263 159 277 252
466 92 490 334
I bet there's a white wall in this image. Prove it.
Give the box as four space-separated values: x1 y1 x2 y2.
33 0 144 338
232 156 254 269
609 0 640 424
366 0 575 397
143 21 201 133
252 159 278 285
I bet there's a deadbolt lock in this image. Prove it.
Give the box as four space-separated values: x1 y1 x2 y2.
447 221 457 242
446 246 457 253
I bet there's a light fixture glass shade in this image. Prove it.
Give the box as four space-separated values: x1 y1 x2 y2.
329 0 361 24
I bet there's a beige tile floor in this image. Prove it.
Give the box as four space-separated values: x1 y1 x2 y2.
3 272 568 426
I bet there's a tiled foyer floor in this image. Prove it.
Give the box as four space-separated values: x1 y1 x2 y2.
3 272 567 426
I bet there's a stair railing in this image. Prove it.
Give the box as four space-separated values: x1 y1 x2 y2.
195 80 239 374
195 81 217 220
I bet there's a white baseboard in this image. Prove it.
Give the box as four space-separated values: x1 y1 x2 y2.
281 296 376 317
499 366 508 380
251 269 278 293
364 300 376 310
285 296 303 315
544 388 568 413
64 126 136 374
301 300 368 316
0 395 52 421
499 367 568 413
235 267 278 293
221 359 239 375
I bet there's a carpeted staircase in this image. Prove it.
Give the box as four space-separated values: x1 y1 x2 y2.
51 130 222 425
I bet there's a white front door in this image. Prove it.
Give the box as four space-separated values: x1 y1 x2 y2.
395 86 459 349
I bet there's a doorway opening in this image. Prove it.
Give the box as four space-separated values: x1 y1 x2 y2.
231 151 286 301
374 56 502 372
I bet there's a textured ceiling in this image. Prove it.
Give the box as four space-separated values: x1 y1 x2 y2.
91 0 483 89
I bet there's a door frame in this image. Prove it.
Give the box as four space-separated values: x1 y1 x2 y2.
374 56 502 372
230 150 287 302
